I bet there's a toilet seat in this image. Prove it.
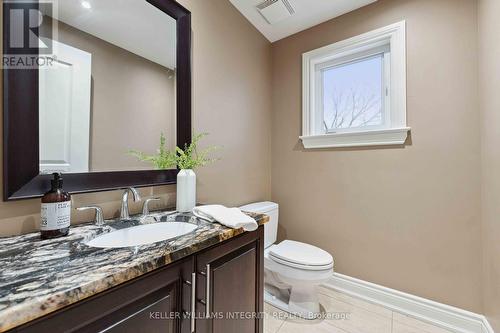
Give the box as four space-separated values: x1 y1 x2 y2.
268 240 334 271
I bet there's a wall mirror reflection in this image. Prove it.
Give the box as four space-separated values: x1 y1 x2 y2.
38 0 177 174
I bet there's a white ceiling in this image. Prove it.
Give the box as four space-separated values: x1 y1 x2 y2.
229 0 378 42
53 0 176 69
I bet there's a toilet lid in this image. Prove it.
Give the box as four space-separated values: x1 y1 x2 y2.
269 240 333 269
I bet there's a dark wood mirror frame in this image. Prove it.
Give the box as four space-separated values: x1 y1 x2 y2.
2 0 191 201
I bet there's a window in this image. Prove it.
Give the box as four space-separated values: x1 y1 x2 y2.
301 21 409 149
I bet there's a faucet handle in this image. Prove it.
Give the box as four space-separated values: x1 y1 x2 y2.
77 206 105 226
142 198 161 215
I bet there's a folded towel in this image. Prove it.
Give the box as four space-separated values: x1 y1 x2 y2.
193 205 258 231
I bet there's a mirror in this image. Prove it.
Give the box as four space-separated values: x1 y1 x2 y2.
3 0 191 200
38 0 177 174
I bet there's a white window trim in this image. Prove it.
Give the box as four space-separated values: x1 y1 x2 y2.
301 21 410 149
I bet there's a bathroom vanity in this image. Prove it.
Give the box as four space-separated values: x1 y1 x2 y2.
0 212 268 333
0 0 271 330
0 0 270 329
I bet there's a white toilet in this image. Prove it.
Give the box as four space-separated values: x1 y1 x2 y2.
240 202 334 319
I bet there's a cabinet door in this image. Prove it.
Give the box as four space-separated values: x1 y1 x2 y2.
13 258 194 333
195 227 264 333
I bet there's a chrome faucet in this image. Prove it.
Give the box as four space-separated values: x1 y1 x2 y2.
120 187 141 220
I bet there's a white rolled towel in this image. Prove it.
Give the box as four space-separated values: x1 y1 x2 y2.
192 205 258 231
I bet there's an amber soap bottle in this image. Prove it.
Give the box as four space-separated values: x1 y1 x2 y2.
40 173 71 239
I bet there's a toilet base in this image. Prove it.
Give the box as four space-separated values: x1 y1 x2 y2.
264 287 322 320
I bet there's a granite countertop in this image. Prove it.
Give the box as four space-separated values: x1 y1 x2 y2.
0 211 268 332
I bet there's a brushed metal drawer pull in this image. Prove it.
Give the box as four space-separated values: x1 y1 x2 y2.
199 264 211 318
205 264 211 317
190 272 196 332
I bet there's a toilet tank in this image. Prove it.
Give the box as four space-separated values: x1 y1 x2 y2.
239 201 278 249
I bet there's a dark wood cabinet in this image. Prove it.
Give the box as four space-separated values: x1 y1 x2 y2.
10 227 264 333
195 228 264 333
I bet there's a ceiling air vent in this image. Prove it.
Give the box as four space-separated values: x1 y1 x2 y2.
256 0 295 25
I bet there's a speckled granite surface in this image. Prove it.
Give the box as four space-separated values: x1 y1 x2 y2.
0 211 268 332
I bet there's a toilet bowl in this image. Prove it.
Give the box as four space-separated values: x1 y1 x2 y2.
240 202 334 319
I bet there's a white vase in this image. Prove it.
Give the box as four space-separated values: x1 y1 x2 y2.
176 169 196 212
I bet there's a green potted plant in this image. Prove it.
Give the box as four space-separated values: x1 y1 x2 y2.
129 132 218 212
128 133 177 170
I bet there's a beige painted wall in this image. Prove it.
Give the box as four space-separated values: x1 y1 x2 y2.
478 0 500 329
271 0 482 312
0 0 272 236
177 0 272 207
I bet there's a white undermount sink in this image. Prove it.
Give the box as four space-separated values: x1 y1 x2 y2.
86 222 198 248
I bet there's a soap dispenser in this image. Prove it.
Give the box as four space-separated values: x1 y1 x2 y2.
40 173 71 239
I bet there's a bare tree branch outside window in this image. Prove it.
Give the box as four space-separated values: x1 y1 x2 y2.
322 55 384 132
323 86 382 131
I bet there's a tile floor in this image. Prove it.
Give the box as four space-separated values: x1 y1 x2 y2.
263 286 454 333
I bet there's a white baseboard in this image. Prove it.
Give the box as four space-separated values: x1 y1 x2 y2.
324 273 494 333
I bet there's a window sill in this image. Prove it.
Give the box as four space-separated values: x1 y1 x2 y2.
300 127 411 149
